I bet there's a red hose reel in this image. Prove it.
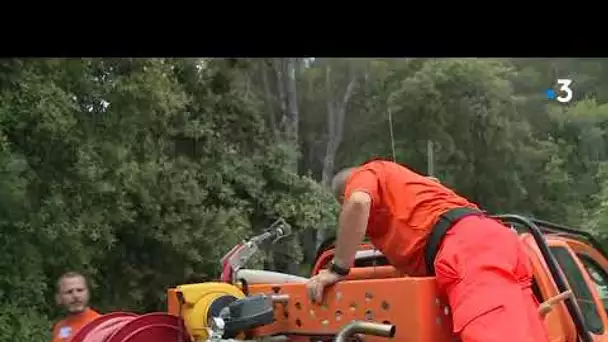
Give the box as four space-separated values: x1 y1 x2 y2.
69 312 190 342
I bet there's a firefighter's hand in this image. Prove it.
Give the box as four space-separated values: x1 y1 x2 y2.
306 269 344 304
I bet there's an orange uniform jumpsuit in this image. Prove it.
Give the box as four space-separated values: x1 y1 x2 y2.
51 307 100 342
343 160 549 342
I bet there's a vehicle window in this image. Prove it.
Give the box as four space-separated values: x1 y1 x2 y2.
577 253 608 311
550 246 604 334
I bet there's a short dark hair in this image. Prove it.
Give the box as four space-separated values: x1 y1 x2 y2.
331 167 356 199
56 271 87 292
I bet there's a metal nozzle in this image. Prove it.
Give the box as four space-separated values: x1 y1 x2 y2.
207 317 226 341
335 321 396 341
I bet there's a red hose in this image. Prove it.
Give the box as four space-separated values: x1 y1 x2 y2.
70 312 190 342
85 316 134 342
69 313 137 342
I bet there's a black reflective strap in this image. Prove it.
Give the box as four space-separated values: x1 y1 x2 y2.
329 260 350 276
425 207 483 275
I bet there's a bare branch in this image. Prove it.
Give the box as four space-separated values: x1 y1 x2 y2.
335 76 357 145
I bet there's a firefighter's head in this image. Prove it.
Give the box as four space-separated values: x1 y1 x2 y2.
55 271 90 314
331 167 356 203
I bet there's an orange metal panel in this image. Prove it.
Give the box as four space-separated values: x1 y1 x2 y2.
246 277 455 341
166 288 180 316
344 266 403 280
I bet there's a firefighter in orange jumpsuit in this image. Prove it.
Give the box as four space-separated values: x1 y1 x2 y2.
52 272 100 342
306 159 550 342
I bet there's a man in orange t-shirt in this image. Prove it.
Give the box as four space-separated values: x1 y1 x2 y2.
51 272 100 342
306 159 550 342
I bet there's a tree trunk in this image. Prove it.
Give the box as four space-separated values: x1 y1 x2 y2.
321 66 357 186
272 59 288 139
285 58 299 144
261 60 278 139
272 58 302 274
317 64 357 249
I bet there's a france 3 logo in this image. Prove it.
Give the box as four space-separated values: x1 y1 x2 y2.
546 79 573 103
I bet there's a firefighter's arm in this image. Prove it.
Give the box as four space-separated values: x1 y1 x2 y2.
332 191 372 269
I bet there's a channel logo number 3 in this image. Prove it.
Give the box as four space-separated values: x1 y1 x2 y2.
556 79 573 103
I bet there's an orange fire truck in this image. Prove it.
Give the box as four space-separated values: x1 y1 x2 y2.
69 215 608 342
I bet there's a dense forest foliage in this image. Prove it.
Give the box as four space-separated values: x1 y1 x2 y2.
1 57 608 341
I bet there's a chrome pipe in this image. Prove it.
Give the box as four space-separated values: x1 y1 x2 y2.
270 294 289 304
335 321 396 341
